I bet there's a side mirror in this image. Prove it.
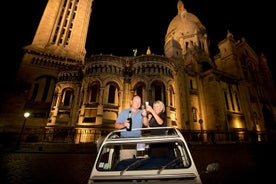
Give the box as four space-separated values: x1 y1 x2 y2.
205 162 219 173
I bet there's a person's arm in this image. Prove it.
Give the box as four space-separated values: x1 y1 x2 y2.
141 109 149 127
114 110 130 130
146 106 164 125
115 121 129 130
142 116 149 127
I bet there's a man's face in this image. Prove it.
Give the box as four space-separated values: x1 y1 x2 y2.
132 96 141 109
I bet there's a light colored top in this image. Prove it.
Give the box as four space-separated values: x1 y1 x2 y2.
116 108 143 137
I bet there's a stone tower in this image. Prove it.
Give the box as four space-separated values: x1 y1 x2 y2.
0 0 93 130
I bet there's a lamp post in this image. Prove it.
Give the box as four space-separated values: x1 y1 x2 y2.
16 112 30 150
199 119 203 141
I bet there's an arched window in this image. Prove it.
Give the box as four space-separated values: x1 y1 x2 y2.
31 83 39 101
31 75 56 102
60 88 73 107
136 85 143 100
150 81 166 104
64 90 72 106
192 107 198 122
134 82 145 102
108 85 116 104
89 83 100 103
168 85 175 107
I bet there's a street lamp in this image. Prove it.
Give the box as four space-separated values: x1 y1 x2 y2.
16 112 30 150
199 119 203 141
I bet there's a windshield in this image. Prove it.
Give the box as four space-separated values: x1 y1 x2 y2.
96 140 191 172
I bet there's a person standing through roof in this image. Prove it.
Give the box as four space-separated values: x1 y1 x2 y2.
115 95 148 160
142 100 171 158
142 100 167 134
115 95 148 137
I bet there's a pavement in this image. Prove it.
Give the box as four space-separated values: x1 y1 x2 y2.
1 142 275 184
0 152 96 184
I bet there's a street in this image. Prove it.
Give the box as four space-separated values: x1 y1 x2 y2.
0 152 96 184
1 143 275 184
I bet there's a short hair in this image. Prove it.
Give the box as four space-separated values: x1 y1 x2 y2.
153 100 165 112
132 94 141 100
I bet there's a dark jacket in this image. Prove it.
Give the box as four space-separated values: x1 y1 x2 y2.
149 112 167 135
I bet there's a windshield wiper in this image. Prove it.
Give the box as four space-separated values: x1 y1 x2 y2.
120 158 147 176
157 156 183 174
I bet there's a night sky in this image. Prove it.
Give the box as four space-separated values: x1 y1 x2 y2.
4 0 275 90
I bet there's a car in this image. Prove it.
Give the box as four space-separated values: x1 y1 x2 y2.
88 127 217 184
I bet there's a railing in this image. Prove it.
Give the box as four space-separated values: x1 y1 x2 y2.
1 128 275 147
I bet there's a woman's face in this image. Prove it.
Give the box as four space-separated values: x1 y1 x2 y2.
153 104 162 114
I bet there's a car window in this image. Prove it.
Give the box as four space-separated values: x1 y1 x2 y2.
96 140 191 171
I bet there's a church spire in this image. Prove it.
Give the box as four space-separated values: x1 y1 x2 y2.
146 46 151 55
177 0 186 15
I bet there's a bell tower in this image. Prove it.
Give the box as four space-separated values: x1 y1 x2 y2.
6 0 93 128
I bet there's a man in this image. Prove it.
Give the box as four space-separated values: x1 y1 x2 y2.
115 95 148 137
115 95 148 160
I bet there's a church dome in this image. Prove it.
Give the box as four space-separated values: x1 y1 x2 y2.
165 0 206 44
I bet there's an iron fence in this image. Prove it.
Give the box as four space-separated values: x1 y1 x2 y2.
1 127 275 147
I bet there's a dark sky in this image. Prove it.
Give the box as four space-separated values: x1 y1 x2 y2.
5 0 275 87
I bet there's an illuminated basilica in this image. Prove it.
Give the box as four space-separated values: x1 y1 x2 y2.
1 0 275 143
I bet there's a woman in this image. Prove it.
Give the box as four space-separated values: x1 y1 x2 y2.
142 100 170 158
142 100 167 134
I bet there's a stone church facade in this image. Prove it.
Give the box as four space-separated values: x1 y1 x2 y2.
1 0 275 143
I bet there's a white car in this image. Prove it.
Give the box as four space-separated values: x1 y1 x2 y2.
88 127 216 184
